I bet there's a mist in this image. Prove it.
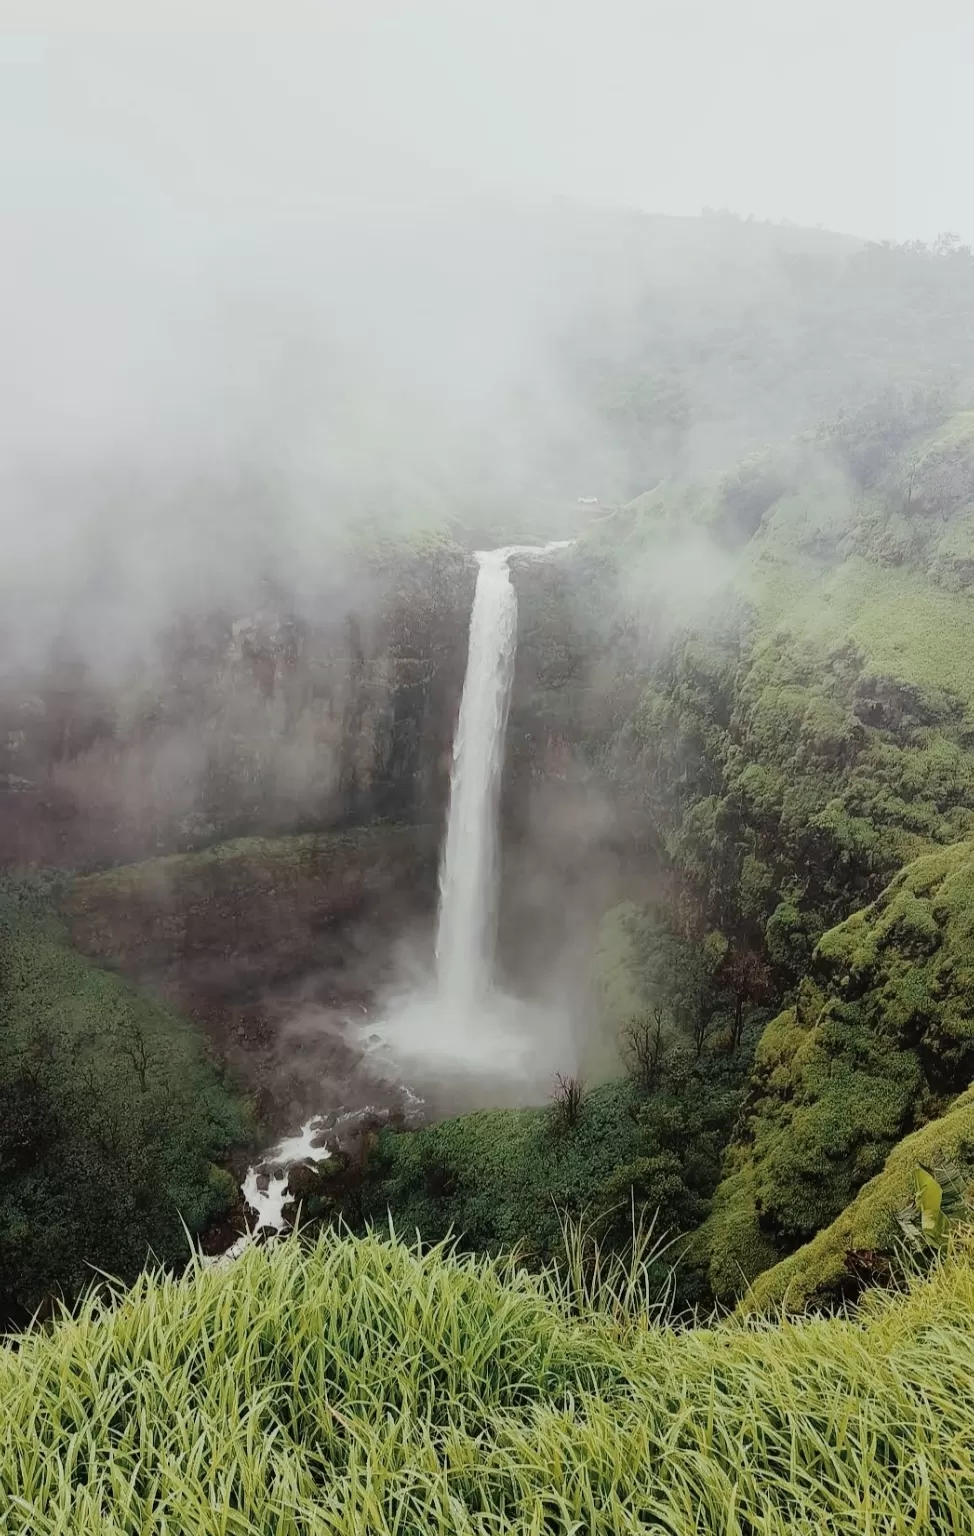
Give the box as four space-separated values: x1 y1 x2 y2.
4 5 974 1166
8 6 971 681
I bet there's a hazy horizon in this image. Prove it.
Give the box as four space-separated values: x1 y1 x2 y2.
2 0 972 680
3 0 972 245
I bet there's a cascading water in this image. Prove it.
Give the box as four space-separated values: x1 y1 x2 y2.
434 542 571 1008
358 539 573 1088
434 547 520 1010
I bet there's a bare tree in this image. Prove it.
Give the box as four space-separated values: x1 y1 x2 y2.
551 1073 584 1132
119 1019 153 1093
688 1001 716 1061
721 946 773 1051
622 1007 668 1093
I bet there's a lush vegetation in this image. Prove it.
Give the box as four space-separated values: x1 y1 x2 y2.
473 388 974 1309
0 879 249 1323
4 223 974 1532
592 406 974 937
698 840 974 1301
317 391 974 1315
354 1056 747 1289
4 1226 974 1533
746 1083 974 1312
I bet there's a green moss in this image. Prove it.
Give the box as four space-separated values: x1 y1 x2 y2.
695 1167 781 1300
703 841 974 1301
746 1084 974 1312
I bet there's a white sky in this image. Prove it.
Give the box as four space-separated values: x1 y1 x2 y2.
2 0 972 244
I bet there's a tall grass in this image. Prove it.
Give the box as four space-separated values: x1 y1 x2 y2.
2 1226 974 1533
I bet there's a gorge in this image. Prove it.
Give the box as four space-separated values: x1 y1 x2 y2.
6 10 974 1526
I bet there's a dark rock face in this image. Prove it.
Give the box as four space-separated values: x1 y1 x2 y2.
61 826 439 1133
496 555 656 1003
62 826 436 986
0 543 475 1140
0 547 474 872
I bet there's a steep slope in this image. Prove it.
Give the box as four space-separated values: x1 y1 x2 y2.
700 841 974 1301
744 1083 974 1311
594 407 974 958
0 879 249 1321
494 404 974 1300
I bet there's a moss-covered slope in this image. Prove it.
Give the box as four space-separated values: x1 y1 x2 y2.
701 840 974 1301
62 824 434 983
743 1084 974 1312
592 411 974 969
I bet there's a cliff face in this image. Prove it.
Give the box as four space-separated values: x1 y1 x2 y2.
0 546 474 873
63 825 436 991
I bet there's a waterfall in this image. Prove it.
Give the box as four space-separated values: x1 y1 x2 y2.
235 540 573 1245
435 543 570 1011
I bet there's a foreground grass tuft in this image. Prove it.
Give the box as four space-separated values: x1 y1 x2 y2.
3 1228 974 1532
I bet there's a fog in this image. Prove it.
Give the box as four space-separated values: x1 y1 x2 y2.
4 2 972 679
3 6 974 1144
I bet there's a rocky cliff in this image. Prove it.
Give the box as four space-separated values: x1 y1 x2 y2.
0 545 474 872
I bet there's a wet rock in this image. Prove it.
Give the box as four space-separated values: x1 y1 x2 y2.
286 1159 330 1201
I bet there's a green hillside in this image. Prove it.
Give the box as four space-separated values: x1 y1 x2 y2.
3 1227 974 1534
746 1084 974 1312
0 880 249 1322
413 402 974 1311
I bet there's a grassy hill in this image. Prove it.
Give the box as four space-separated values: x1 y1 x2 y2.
3 1227 974 1534
697 839 974 1303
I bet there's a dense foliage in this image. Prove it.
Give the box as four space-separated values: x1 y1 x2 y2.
4 220 974 1365
4 1226 974 1533
493 395 974 1305
353 1052 748 1290
0 879 249 1321
746 1082 974 1313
